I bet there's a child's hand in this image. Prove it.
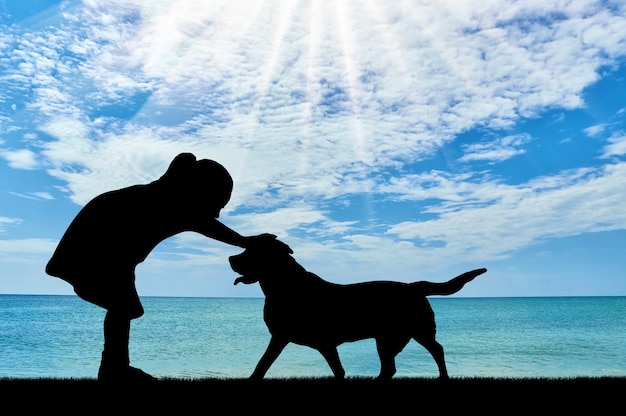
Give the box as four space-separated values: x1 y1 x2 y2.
244 234 293 254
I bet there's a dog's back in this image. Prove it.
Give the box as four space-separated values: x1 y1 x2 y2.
259 273 445 347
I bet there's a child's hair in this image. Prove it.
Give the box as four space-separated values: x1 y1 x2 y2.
160 153 233 201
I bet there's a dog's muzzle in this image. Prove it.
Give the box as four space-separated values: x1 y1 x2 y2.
229 253 245 273
230 253 259 285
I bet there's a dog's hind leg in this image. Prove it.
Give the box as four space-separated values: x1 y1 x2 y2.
318 346 345 380
415 335 449 380
375 337 410 380
250 336 288 380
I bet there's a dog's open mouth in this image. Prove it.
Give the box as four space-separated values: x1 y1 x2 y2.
233 275 259 285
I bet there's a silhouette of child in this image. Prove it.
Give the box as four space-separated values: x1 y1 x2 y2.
46 152 280 383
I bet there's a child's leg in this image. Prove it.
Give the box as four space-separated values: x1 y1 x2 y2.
95 275 157 382
98 311 156 382
101 310 131 369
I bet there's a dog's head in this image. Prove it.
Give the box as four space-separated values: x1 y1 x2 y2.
230 239 296 286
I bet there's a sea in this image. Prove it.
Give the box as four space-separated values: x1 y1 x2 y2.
1 295 625 379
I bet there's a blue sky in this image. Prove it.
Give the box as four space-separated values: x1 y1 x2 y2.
1 0 625 298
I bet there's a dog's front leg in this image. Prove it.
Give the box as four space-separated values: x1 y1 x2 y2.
319 346 345 380
250 336 289 380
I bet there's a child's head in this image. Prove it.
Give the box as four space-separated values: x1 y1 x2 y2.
160 153 233 217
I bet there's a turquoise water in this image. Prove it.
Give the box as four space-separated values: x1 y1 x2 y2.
1 295 625 379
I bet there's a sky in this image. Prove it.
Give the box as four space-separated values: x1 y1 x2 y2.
0 0 625 299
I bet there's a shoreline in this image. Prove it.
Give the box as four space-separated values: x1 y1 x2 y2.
2 376 623 411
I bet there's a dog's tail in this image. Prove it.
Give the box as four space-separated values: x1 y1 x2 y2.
412 268 487 296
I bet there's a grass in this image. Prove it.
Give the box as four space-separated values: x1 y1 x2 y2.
2 376 623 412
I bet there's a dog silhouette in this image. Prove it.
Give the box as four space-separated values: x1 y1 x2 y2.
231 240 487 380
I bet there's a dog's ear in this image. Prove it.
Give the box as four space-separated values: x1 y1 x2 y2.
272 238 293 255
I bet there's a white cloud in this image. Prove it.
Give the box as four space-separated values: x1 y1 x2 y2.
378 171 488 203
228 205 358 237
0 238 57 260
0 148 39 169
18 0 621 203
9 191 54 201
460 134 532 162
601 134 626 158
386 162 626 261
0 217 21 233
585 123 606 137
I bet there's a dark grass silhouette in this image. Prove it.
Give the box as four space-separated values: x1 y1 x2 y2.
231 239 487 380
2 376 623 412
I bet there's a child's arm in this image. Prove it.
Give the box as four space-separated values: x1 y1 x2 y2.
198 219 277 248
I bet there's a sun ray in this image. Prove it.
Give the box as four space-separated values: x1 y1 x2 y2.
225 0 300 189
126 0 266 117
299 0 323 176
332 1 381 226
247 1 298 124
334 1 366 163
116 0 268 183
